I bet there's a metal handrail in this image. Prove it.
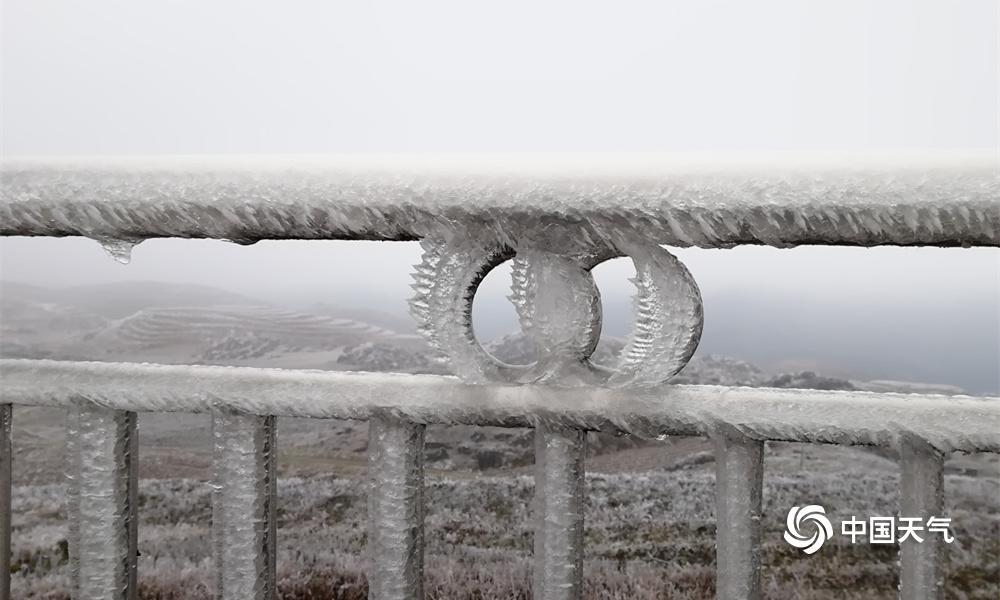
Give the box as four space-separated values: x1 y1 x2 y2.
2 153 997 600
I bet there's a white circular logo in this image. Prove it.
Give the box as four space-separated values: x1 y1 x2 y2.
784 505 833 554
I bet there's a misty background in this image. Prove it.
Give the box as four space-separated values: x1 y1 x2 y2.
2 0 999 393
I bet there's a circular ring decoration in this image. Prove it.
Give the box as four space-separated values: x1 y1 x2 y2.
601 242 703 387
409 233 703 387
409 235 528 383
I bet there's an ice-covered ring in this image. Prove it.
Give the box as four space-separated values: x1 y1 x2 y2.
409 233 703 387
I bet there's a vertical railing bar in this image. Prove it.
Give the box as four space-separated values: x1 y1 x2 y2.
211 410 277 600
265 422 277 593
532 429 546 598
75 405 138 600
714 431 764 600
65 406 81 600
1 404 12 600
126 413 138 594
899 436 945 600
367 414 425 600
533 424 585 600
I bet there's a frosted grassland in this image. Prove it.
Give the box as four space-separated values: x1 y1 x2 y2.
8 439 999 599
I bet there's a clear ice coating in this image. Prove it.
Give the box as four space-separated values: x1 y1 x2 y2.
1 154 997 248
70 405 138 600
2 358 999 452
899 437 946 600
64 406 82 597
96 238 138 264
367 416 425 600
211 410 276 600
409 234 703 387
533 426 585 600
714 433 765 600
0 404 11 600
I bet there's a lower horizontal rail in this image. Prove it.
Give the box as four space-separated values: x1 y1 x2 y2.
3 359 998 452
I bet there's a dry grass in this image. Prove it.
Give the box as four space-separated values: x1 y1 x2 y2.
10 445 999 599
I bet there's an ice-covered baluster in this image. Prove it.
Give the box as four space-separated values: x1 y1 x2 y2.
532 425 585 600
212 410 276 600
0 404 11 600
899 437 945 600
71 404 138 600
367 415 425 600
514 250 598 600
713 431 764 600
65 406 81 598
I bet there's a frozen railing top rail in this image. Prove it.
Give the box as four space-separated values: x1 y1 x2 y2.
1 152 998 247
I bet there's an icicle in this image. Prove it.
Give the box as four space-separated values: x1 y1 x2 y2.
96 239 139 264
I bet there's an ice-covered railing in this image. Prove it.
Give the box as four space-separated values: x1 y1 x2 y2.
1 153 998 600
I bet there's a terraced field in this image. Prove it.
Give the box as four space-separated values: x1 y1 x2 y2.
1 283 433 370
111 305 404 347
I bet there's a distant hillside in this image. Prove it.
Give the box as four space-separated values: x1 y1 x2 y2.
2 280 257 318
306 303 418 334
0 279 973 395
0 281 431 368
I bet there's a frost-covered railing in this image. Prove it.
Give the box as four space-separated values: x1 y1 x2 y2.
1 153 998 600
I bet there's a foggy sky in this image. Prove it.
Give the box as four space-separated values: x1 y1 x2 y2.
1 0 998 391
3 0 998 154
